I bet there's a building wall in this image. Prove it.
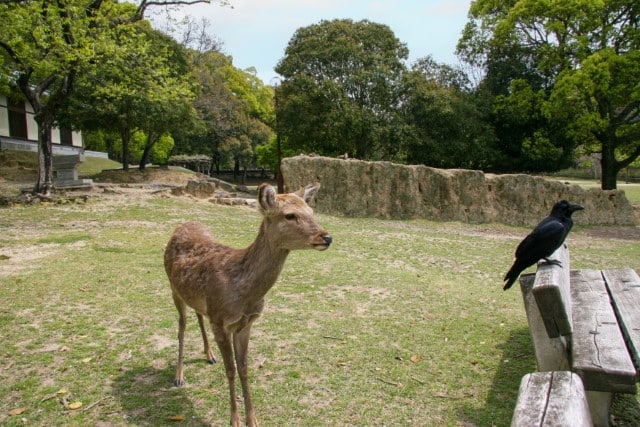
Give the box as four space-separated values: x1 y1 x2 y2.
0 95 9 137
0 94 82 147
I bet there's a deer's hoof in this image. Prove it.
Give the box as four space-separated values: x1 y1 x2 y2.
174 379 186 387
207 357 217 364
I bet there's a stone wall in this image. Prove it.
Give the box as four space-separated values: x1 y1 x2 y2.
281 156 636 227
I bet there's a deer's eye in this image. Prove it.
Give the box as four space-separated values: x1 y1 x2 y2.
284 213 297 221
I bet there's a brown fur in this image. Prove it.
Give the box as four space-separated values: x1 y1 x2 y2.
164 183 331 427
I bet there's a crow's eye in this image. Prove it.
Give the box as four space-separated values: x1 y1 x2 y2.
285 213 297 221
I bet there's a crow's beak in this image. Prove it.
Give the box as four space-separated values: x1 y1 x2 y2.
570 204 584 212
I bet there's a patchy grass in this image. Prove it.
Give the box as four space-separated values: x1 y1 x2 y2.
0 150 121 178
0 189 639 426
552 176 640 205
77 157 122 178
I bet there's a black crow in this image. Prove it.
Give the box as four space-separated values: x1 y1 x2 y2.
503 200 584 290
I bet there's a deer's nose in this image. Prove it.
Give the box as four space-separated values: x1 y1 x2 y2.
322 234 332 246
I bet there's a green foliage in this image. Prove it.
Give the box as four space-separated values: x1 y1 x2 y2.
255 136 296 171
103 130 173 165
0 0 136 192
400 58 500 169
60 22 196 170
458 0 640 188
275 19 408 160
176 50 274 172
224 66 275 124
151 133 175 165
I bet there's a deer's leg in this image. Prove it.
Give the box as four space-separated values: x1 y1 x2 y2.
172 293 188 387
196 314 216 364
213 326 241 427
234 325 258 427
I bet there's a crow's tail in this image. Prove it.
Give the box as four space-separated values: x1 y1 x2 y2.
503 262 524 290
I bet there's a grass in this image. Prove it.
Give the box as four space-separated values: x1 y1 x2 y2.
551 176 640 205
0 150 121 178
77 156 122 177
1 190 639 426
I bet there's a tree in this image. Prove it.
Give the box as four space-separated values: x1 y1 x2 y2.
399 56 499 169
59 18 196 171
177 49 274 174
275 19 408 160
458 0 640 189
0 0 213 195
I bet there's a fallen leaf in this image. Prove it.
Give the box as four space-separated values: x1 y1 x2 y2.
67 401 82 410
203 388 218 394
168 415 185 421
81 357 92 363
59 346 70 352
57 388 67 395
8 407 26 416
410 355 423 363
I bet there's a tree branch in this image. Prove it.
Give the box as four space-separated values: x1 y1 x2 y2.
613 100 640 125
616 144 640 171
0 39 24 68
137 0 212 18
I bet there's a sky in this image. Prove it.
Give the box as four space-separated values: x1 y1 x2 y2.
153 0 473 84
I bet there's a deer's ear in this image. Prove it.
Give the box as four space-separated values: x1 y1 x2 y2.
258 183 277 213
294 182 320 204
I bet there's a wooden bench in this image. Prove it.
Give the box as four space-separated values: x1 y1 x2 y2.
511 371 592 426
518 244 640 426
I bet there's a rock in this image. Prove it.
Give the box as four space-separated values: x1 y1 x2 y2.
171 180 216 198
281 155 636 226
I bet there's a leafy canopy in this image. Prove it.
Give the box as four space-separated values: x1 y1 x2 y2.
275 19 408 160
458 0 640 188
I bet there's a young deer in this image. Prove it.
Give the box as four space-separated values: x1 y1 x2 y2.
164 182 331 427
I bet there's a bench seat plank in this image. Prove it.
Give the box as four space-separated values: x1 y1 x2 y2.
511 371 592 427
603 269 640 371
570 269 637 393
532 245 572 338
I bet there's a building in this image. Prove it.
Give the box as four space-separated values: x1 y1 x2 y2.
0 94 106 158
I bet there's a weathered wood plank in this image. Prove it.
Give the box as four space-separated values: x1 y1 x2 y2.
603 268 640 372
570 269 637 393
511 371 592 427
532 245 572 338
520 273 570 371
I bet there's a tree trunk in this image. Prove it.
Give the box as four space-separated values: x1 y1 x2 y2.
600 137 618 190
34 115 54 196
233 158 240 181
106 135 116 160
139 132 157 171
121 128 131 171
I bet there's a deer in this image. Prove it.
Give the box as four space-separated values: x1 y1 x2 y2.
164 182 332 427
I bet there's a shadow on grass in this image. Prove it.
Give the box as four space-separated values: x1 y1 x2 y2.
459 328 640 426
611 392 640 426
459 327 536 426
111 363 209 426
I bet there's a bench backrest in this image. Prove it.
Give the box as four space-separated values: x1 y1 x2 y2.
531 244 572 338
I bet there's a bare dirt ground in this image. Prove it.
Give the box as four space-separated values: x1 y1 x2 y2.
0 166 237 202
